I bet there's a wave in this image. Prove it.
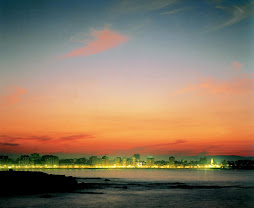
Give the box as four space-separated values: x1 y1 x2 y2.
76 179 254 190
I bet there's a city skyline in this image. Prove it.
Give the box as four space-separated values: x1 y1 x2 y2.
0 0 253 157
1 152 254 170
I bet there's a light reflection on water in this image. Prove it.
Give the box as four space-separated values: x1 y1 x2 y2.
38 168 254 184
0 169 253 208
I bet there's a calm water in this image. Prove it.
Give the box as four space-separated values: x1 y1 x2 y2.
0 169 253 208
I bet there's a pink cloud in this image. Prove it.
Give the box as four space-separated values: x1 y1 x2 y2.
176 75 254 95
1 86 27 106
63 27 129 58
230 61 243 71
176 63 254 95
0 133 95 153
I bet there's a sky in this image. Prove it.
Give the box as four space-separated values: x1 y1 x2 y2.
0 0 253 158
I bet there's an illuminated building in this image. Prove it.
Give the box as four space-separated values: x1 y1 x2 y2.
155 160 167 166
126 158 132 166
0 156 11 166
199 157 207 164
122 157 127 166
59 159 74 166
102 156 110 166
115 157 121 166
89 156 98 166
169 156 175 165
19 155 30 166
42 155 59 166
30 153 41 165
97 158 102 166
134 154 140 161
146 156 154 166
75 157 87 165
131 156 136 167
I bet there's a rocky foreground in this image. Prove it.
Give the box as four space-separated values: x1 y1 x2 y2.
0 170 80 196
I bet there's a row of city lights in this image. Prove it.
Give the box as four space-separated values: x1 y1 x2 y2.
0 164 221 169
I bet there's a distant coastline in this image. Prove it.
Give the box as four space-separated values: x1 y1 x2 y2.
0 166 253 170
0 153 254 170
1 154 254 170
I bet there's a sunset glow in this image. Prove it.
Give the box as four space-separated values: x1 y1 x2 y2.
0 0 253 157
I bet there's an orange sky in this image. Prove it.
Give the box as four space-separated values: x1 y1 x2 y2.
0 1 253 156
0 67 253 156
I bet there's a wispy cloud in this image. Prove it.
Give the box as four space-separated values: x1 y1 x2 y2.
0 135 51 143
0 86 27 106
114 139 188 154
58 134 94 141
63 27 128 58
207 3 253 32
112 0 178 14
147 139 188 147
176 76 254 95
0 142 20 146
176 63 254 96
160 7 194 15
0 133 95 153
0 134 94 143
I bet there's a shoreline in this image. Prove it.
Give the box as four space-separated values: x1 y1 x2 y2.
0 167 225 170
1 167 252 170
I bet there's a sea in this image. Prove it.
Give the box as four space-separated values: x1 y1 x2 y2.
0 169 253 208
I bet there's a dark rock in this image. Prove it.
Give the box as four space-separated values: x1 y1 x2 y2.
0 171 78 196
